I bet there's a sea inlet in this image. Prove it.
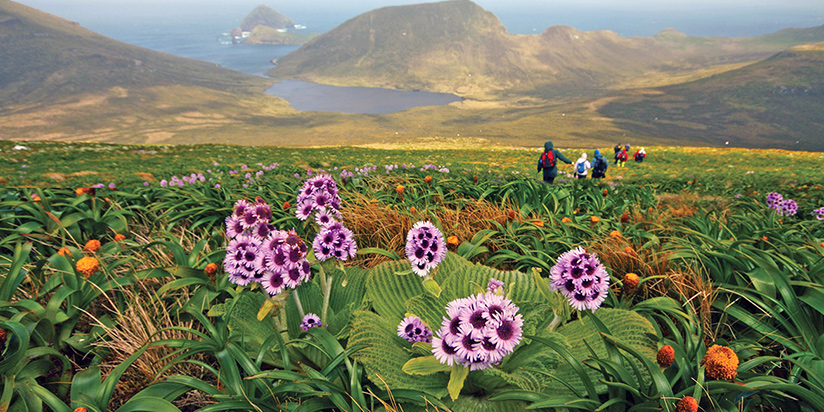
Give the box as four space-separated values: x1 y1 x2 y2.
264 80 463 114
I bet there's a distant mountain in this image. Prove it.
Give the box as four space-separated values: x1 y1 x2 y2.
269 0 824 99
240 5 293 32
0 0 267 107
599 42 824 151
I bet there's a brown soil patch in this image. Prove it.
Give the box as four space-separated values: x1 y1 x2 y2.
44 173 66 181
70 171 98 177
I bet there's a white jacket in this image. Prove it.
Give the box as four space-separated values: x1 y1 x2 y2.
574 154 591 176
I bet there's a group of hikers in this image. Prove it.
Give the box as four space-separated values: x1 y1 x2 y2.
537 141 647 184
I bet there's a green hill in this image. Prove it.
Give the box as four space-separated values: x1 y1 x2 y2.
240 5 294 32
0 0 268 107
599 42 824 151
243 24 318 45
269 0 824 100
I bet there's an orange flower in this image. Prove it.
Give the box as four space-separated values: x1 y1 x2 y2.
113 234 126 242
675 396 698 412
561 217 573 223
409 206 417 214
84 239 101 253
369 198 379 204
424 175 432 185
656 344 675 368
57 247 71 256
396 184 404 195
532 220 545 227
283 201 290 210
75 187 94 196
648 207 654 213
701 345 739 380
590 216 600 223
507 210 517 220
473 176 478 184
610 230 622 238
204 263 218 275
446 236 459 247
602 188 608 196
620 212 629 223
623 246 635 255
76 257 100 278
74 408 89 412
623 273 640 295
820 242 824 248
762 236 768 242
32 195 41 202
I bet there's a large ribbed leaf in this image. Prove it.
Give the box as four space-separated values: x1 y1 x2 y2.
551 308 657 394
448 396 528 412
350 310 448 398
476 329 566 392
365 259 427 320
226 291 278 347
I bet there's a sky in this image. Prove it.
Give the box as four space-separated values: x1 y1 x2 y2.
12 0 824 37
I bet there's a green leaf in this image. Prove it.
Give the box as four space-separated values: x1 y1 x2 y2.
422 278 442 297
448 365 469 401
402 356 451 375
349 311 448 398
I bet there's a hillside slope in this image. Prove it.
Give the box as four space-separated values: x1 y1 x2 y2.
270 0 824 99
599 42 824 151
0 0 268 107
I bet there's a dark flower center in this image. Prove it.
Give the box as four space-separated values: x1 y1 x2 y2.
497 321 514 340
449 317 461 335
469 311 487 329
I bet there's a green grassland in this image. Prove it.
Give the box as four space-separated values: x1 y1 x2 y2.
1 140 823 411
2 140 822 191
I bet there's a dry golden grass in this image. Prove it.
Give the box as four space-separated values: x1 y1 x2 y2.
343 193 512 268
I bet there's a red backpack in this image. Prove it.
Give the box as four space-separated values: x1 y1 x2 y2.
541 151 556 168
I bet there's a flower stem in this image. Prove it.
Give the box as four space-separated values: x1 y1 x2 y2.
293 288 305 318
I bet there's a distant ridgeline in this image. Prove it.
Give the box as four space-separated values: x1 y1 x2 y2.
228 4 317 45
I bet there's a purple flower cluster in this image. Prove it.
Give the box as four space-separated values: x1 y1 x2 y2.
766 192 798 216
431 291 523 371
301 313 322 331
312 221 358 261
223 198 311 294
405 221 447 277
814 207 824 221
295 174 342 222
397 316 433 343
550 247 610 312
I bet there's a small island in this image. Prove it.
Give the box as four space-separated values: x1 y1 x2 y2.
225 4 318 45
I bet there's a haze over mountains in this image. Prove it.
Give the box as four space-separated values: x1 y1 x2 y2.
2 0 824 150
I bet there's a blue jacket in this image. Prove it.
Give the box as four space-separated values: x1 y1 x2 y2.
537 141 572 181
591 149 608 177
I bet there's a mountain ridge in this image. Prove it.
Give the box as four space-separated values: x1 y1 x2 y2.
270 0 824 100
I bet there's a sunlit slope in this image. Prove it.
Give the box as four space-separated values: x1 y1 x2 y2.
599 42 824 152
0 0 268 107
270 0 824 100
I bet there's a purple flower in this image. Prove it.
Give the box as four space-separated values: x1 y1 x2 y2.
487 278 504 295
813 207 824 220
301 313 322 331
405 221 446 277
397 316 433 343
294 174 341 221
432 290 522 370
766 192 784 209
313 221 358 262
779 199 798 216
549 247 610 312
143 182 149 186
215 184 220 189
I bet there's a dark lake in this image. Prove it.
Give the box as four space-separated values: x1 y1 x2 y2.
264 80 463 114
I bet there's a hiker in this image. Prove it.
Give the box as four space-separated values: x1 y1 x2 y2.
573 152 590 179
634 147 647 163
624 143 631 153
591 149 609 179
617 148 628 167
614 143 622 163
537 141 573 184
